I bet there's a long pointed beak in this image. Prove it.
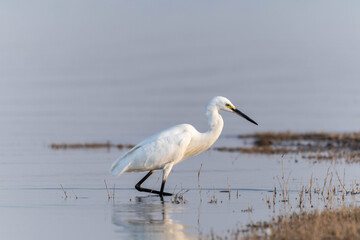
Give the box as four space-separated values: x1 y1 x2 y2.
232 108 258 125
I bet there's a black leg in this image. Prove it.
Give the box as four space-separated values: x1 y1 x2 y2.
158 179 172 196
160 179 166 195
135 170 172 196
135 170 155 190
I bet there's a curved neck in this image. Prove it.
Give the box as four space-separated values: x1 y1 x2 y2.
202 106 224 146
182 106 224 159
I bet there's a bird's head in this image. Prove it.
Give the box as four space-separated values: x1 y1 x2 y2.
209 96 258 125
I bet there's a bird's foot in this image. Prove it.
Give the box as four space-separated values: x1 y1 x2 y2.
160 191 173 196
135 186 173 196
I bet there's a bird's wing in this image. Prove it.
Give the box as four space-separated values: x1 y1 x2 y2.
110 125 193 176
136 124 193 146
109 145 142 176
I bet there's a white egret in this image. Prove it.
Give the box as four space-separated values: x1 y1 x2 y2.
110 96 257 197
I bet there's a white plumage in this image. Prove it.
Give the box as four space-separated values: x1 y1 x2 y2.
110 96 257 197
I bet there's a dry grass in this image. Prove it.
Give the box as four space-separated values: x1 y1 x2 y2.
209 185 217 204
171 189 189 204
244 206 360 240
50 142 134 150
214 131 360 163
215 146 292 155
202 207 360 240
238 132 360 143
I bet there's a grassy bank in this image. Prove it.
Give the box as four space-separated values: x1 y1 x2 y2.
243 206 360 240
215 132 360 163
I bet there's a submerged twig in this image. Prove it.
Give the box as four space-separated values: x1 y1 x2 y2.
60 184 68 199
227 177 231 200
198 163 203 203
104 179 111 200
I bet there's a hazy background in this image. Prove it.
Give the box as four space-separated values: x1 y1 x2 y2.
1 0 360 145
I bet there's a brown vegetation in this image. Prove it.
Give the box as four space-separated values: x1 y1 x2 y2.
214 132 360 163
50 142 134 150
243 207 360 240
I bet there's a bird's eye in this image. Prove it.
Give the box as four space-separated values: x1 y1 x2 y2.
225 103 232 109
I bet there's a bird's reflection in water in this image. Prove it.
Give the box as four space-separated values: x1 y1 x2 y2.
112 196 195 240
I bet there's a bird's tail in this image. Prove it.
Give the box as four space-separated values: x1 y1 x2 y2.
110 158 130 176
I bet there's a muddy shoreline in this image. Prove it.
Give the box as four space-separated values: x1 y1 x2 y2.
216 132 360 163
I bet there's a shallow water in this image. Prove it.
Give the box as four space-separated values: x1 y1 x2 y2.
1 140 360 239
1 1 360 239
